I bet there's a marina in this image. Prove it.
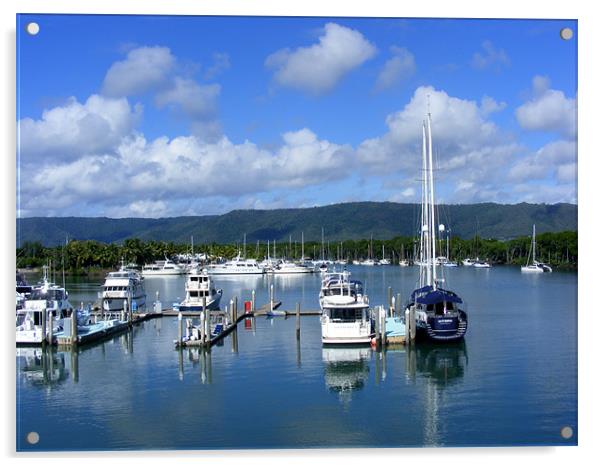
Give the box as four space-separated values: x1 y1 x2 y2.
16 264 577 449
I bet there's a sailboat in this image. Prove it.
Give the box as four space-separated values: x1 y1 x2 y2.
521 225 552 273
379 244 391 265
361 235 376 266
405 112 468 342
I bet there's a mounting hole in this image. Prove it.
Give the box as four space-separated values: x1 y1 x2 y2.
560 28 573 40
25 22 40 36
560 426 573 439
26 431 40 444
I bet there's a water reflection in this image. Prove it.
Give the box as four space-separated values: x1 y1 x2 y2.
17 346 73 387
322 346 371 407
406 342 468 446
176 347 213 384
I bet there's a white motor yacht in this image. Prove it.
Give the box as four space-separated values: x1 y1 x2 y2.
178 269 222 311
16 266 75 344
141 259 184 276
101 264 146 311
320 272 372 345
207 254 265 275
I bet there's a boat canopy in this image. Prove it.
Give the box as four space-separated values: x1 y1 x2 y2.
411 286 463 304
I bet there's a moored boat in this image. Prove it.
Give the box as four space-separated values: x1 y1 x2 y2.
405 113 468 343
177 269 222 311
521 225 552 273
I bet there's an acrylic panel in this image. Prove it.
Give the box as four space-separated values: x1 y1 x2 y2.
16 14 577 451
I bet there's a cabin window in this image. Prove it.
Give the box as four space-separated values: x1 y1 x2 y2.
435 301 445 316
34 312 42 326
190 291 198 298
427 304 434 312
445 301 454 311
328 308 362 322
191 277 199 282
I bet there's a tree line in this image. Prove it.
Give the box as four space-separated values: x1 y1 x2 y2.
16 231 577 274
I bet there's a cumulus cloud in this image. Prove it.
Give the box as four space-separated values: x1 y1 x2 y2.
374 46 415 91
18 94 141 163
102 46 175 97
508 139 576 182
480 95 506 115
155 78 221 120
515 75 576 138
101 45 223 140
265 22 376 95
19 126 354 216
471 40 510 71
357 85 514 176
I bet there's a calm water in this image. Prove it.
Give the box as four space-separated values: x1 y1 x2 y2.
16 265 577 450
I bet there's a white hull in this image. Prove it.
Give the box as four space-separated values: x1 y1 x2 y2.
207 268 264 275
102 295 146 311
521 266 544 273
141 269 183 276
322 335 372 344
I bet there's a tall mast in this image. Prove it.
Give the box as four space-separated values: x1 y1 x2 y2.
427 113 437 288
301 231 304 259
532 224 537 262
321 228 325 261
421 121 430 287
243 233 247 258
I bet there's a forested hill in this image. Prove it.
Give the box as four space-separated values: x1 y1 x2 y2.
17 202 577 246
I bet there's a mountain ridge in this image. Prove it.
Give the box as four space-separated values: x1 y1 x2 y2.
16 201 578 246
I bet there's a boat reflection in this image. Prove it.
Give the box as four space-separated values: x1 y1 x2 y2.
405 341 468 387
405 342 468 446
322 346 371 406
16 346 74 386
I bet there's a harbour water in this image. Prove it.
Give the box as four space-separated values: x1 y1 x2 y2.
16 265 577 450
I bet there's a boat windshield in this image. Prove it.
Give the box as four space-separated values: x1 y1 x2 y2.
325 307 364 322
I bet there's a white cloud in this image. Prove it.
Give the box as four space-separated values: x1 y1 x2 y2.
155 77 221 120
265 22 377 95
18 94 141 163
102 46 175 97
480 95 506 115
515 75 576 138
471 40 510 71
357 85 513 175
374 46 415 91
556 163 577 184
508 140 576 182
19 127 354 217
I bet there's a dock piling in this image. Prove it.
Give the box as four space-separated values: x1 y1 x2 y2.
200 311 206 342
296 302 301 340
251 290 256 312
387 287 392 312
47 310 53 345
234 296 238 321
396 293 402 316
41 309 47 345
204 308 210 347
178 312 183 343
270 284 274 312
71 310 78 345
404 308 410 345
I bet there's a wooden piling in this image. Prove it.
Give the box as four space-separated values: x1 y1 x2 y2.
409 308 416 343
387 287 392 311
178 312 183 343
233 296 238 321
251 290 256 312
41 310 47 345
296 302 301 340
71 310 78 345
270 284 274 311
47 310 53 345
204 308 210 347
396 293 402 316
381 307 387 346
375 309 381 347
200 311 206 342
128 296 133 327
404 308 410 345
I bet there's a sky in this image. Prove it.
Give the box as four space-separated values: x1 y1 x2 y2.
16 15 577 218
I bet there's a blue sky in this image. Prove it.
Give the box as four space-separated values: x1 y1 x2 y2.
16 15 577 218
